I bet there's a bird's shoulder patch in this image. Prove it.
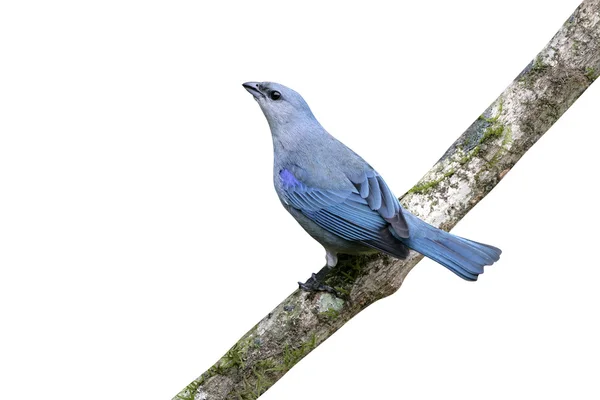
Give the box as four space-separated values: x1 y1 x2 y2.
279 168 306 190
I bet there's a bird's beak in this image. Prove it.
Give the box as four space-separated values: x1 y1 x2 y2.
243 82 263 99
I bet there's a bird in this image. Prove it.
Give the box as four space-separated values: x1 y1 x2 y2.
243 81 501 290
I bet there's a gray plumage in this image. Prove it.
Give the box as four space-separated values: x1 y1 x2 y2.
243 81 501 281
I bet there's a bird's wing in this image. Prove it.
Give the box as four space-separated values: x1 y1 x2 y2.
345 169 409 238
279 168 409 258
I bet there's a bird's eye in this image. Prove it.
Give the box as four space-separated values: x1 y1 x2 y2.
270 91 281 100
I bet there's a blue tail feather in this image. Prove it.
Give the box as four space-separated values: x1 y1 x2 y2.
398 213 501 281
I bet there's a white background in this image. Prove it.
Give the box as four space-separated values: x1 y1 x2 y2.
1 1 599 399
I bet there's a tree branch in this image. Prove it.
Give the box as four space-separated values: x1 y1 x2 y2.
174 1 600 399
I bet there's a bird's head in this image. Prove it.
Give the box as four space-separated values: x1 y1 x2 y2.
243 81 316 129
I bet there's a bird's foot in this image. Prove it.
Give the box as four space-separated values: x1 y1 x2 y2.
298 273 339 296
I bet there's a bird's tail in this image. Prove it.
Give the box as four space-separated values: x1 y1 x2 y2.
396 213 501 281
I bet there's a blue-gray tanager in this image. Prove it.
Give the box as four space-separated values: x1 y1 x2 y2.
243 81 501 288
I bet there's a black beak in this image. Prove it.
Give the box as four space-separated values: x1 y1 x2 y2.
243 82 263 99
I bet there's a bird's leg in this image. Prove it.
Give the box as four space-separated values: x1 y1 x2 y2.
298 250 340 296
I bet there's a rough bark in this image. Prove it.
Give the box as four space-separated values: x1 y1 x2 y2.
174 2 600 399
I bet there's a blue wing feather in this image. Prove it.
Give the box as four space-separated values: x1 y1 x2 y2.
279 168 409 258
367 176 382 209
346 169 409 238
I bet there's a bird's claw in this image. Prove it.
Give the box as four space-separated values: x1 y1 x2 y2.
298 273 340 296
